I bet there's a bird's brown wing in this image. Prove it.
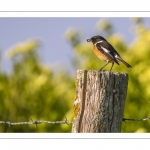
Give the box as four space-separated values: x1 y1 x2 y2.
96 42 119 65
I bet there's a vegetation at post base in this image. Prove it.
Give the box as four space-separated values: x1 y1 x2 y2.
0 18 150 132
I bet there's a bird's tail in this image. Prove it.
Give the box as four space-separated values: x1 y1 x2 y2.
117 57 131 68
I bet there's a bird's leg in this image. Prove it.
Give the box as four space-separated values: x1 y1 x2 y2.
99 62 109 71
110 62 114 72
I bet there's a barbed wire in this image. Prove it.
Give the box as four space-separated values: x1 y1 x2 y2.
1 117 150 128
123 117 150 123
0 117 72 128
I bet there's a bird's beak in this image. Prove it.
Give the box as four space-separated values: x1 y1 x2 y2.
87 39 91 42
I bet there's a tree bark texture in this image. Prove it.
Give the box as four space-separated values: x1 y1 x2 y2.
72 70 128 133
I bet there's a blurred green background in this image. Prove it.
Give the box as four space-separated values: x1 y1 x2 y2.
0 18 150 132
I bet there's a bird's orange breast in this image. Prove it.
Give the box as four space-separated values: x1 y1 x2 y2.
93 45 110 62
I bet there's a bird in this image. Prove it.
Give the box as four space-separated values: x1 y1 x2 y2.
87 35 131 71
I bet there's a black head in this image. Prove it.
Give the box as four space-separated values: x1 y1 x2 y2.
87 35 107 44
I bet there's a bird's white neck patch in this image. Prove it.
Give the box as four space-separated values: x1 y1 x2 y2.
94 40 103 45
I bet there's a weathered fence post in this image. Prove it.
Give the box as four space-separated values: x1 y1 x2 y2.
72 70 128 133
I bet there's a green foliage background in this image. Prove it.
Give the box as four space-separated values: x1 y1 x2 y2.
0 18 150 132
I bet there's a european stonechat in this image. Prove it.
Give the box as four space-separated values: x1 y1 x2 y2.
87 35 131 71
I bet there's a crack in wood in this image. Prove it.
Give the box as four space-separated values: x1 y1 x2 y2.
78 71 87 132
110 74 115 132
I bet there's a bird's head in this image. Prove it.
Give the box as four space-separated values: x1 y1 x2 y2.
87 35 107 44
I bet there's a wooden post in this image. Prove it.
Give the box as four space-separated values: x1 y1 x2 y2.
72 70 128 133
